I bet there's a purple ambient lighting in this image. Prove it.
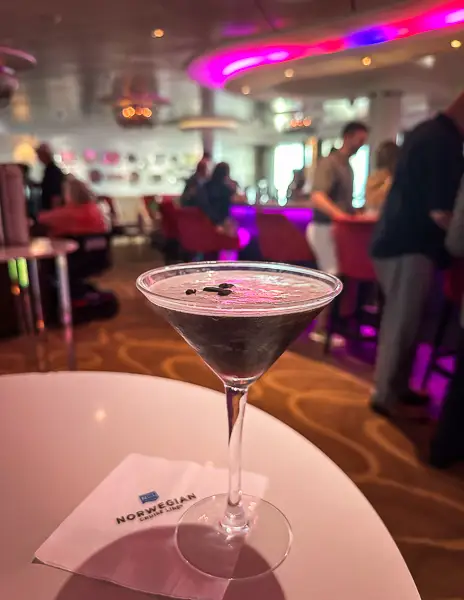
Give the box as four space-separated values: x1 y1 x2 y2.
223 56 263 76
267 50 290 61
188 0 464 88
237 226 251 248
222 49 291 77
231 205 313 236
346 26 392 47
445 8 464 23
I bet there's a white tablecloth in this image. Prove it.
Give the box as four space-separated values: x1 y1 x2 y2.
0 372 421 600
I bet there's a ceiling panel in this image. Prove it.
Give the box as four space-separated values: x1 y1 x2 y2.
260 0 351 27
257 0 416 28
0 0 270 121
0 0 457 129
353 0 415 10
273 47 464 100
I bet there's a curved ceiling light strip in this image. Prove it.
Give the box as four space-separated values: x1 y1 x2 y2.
188 1 464 88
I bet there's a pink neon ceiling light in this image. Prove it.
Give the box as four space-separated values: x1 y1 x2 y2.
188 1 464 88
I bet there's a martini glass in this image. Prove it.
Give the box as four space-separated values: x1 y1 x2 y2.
137 261 342 580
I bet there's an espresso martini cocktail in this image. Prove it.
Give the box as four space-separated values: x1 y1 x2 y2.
137 261 342 580
145 268 333 383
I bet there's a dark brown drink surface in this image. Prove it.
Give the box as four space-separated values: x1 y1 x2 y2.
161 306 322 382
149 269 332 382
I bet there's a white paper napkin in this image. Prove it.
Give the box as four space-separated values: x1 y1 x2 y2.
35 454 268 600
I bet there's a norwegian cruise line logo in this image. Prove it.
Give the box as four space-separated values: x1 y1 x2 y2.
116 492 197 524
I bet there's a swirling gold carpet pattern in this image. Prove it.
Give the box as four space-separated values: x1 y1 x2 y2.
1 253 463 600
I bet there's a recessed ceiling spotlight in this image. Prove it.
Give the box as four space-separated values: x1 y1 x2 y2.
417 55 436 68
361 56 372 66
152 29 164 38
451 39 462 48
241 85 251 95
284 68 294 78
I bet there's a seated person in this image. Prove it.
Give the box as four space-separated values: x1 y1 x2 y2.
180 160 209 208
36 142 64 211
286 169 308 202
38 175 108 237
205 162 237 234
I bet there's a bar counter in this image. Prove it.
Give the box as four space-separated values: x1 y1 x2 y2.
231 201 313 236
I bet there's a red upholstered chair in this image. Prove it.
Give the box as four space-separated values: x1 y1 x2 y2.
158 197 179 240
176 207 239 259
422 258 464 388
332 215 377 280
161 194 180 204
156 197 182 263
256 212 315 264
325 215 379 353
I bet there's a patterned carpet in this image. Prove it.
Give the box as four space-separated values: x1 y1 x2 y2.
1 247 464 600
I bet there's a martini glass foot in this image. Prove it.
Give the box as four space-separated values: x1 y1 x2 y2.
176 493 292 580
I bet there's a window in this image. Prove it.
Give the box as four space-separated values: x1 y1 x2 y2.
350 145 370 208
273 143 304 203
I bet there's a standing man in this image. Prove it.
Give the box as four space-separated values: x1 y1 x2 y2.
370 93 464 417
35 142 64 211
306 121 369 344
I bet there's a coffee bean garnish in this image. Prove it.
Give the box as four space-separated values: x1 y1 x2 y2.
218 283 234 289
203 285 234 296
185 288 196 295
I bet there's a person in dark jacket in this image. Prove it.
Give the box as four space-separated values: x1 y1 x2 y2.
180 159 209 208
370 92 464 417
205 162 235 227
35 142 64 211
430 177 464 468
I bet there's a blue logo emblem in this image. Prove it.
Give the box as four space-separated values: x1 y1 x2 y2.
139 491 159 504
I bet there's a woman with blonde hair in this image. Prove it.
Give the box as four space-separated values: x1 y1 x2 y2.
365 141 400 214
38 175 107 237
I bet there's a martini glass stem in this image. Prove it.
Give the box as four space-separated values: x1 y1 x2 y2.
222 384 249 532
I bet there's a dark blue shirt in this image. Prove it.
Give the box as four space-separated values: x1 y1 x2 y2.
205 181 233 226
371 114 464 265
41 162 64 211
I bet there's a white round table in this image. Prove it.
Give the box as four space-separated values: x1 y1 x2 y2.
0 238 78 370
0 373 421 600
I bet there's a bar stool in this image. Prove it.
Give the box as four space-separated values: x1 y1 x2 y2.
422 258 464 388
158 197 181 263
325 215 379 354
176 207 239 260
158 198 179 239
256 212 315 264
